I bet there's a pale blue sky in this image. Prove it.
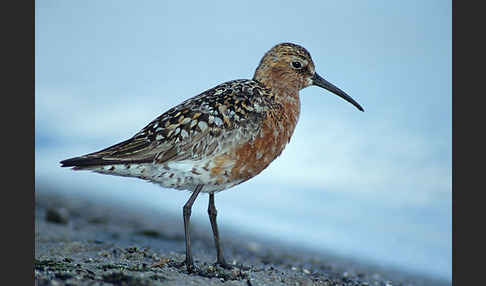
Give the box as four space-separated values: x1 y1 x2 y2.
35 0 451 281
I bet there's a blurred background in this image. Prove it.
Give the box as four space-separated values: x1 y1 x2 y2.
35 0 451 282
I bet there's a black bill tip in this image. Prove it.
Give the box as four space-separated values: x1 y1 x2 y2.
312 72 364 112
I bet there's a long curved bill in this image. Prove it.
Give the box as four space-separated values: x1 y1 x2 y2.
312 72 364 112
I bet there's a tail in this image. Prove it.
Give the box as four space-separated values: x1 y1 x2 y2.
60 156 126 170
60 138 155 170
60 155 155 170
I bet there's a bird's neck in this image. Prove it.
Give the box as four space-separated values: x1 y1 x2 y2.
253 67 301 133
254 70 301 106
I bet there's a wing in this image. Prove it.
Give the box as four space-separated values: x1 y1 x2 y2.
60 79 276 169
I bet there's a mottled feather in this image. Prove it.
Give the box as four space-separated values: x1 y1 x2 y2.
59 43 364 271
60 79 276 169
60 42 362 193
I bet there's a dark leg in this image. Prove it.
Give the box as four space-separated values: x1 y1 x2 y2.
208 193 228 267
183 184 203 272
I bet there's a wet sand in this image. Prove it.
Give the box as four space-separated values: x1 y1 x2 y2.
35 189 450 286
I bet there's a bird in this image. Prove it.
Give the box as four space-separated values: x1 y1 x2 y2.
60 42 364 272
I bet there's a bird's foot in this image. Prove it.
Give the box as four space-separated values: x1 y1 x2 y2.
214 260 233 270
184 259 199 273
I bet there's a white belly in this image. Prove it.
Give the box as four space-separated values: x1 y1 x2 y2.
91 158 243 193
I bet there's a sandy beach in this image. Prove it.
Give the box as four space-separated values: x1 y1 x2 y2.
35 188 450 286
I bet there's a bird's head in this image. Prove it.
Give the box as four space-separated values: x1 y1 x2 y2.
253 42 363 111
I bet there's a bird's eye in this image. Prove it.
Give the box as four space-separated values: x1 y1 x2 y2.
291 61 302 69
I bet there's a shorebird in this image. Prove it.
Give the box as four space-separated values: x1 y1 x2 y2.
60 42 363 271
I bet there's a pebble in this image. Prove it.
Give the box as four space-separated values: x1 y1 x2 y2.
46 207 69 224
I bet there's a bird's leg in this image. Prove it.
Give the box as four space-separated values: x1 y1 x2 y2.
208 192 229 268
183 184 203 272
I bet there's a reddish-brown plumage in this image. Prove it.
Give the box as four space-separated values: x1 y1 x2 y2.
225 90 300 184
60 42 361 194
60 43 363 270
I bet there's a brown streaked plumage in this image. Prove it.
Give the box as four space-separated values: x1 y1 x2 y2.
60 42 364 271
